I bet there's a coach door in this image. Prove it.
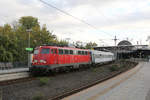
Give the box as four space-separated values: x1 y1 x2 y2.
51 49 58 64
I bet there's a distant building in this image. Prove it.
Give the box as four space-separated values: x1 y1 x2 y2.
94 40 150 59
118 40 132 46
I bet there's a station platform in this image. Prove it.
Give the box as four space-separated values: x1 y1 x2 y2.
0 68 29 75
63 62 150 100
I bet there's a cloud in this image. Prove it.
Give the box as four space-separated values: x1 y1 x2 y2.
0 0 150 46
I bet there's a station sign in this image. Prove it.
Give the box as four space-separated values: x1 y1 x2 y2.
25 48 33 51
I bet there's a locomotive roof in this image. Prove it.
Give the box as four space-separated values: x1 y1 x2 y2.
37 46 89 51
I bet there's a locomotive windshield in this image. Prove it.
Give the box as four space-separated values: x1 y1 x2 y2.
34 49 39 54
41 48 50 54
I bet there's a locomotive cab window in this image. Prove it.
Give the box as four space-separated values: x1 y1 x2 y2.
41 48 50 54
34 49 39 54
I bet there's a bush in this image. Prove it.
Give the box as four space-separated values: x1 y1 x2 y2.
32 93 44 100
38 77 49 86
92 68 98 72
109 65 120 72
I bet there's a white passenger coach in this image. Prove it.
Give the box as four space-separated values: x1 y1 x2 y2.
91 50 115 64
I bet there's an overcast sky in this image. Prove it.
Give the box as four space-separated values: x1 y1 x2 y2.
0 0 150 46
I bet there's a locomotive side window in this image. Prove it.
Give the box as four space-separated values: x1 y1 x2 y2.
64 50 69 54
51 49 57 54
54 49 57 54
85 51 87 55
82 51 84 55
59 49 63 55
70 50 73 54
78 51 81 55
74 50 77 55
51 49 54 54
41 48 50 54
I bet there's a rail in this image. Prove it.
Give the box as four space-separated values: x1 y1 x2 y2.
49 63 138 100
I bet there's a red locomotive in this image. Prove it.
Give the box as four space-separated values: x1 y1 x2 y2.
30 46 91 74
30 45 115 75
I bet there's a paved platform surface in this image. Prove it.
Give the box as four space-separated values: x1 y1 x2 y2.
63 62 150 100
0 68 29 75
0 72 29 82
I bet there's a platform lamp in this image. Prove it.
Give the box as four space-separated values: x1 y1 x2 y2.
26 29 32 67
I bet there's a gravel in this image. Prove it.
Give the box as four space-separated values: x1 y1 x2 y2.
0 61 137 100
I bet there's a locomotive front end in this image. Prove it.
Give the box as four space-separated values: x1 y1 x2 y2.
30 46 51 75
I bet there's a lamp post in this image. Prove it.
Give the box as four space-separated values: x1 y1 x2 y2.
26 29 32 67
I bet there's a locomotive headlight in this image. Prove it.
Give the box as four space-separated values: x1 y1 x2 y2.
40 60 46 63
43 61 46 63
34 60 38 63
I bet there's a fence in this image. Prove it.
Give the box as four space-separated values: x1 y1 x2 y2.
0 62 28 70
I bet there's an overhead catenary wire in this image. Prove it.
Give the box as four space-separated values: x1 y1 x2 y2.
38 0 113 37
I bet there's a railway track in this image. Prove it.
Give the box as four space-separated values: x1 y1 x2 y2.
49 64 137 100
0 62 138 100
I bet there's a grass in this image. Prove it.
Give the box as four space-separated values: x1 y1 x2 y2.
92 67 105 72
109 64 120 72
32 92 44 100
38 77 50 86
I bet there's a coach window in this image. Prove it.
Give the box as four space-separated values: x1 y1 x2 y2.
41 48 50 54
70 50 73 54
65 50 69 54
59 49 63 55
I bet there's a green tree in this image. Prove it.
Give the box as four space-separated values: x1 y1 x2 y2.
0 25 14 62
58 40 68 46
74 41 84 49
0 16 71 63
19 16 39 29
85 42 97 49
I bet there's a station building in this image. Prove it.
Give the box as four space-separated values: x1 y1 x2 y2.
94 40 150 59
